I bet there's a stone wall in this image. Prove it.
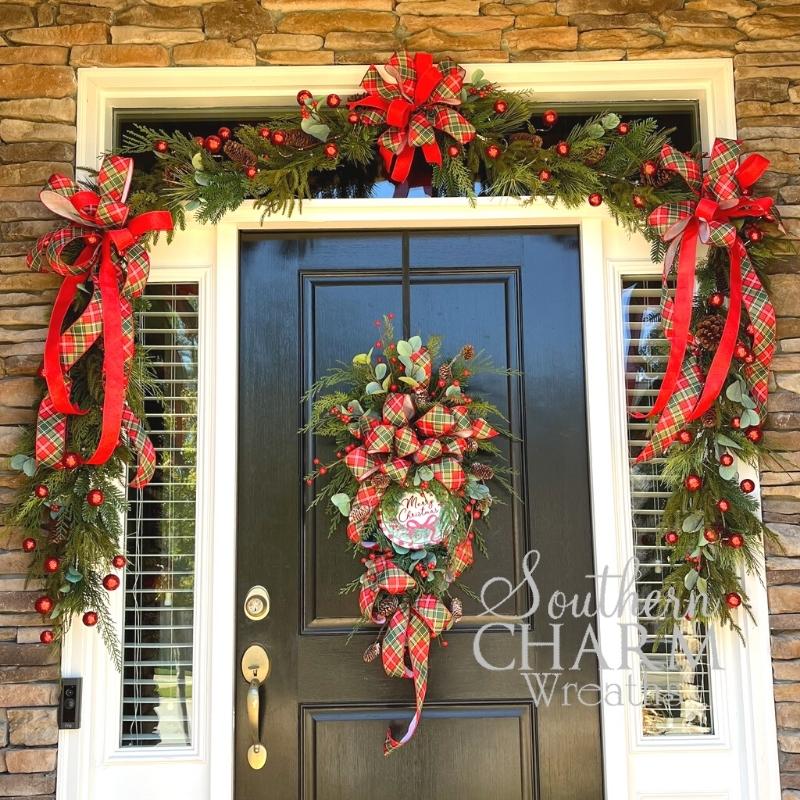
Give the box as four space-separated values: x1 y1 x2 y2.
0 0 799 797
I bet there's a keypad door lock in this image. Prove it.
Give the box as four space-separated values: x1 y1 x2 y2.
244 585 270 621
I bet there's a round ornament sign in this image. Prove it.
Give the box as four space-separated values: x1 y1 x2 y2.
378 490 457 550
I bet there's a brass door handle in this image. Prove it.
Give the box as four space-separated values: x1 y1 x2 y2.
241 645 270 770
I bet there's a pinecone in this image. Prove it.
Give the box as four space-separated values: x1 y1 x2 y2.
466 438 479 455
450 597 463 624
583 144 606 166
371 473 390 490
349 504 372 523
471 463 494 481
413 385 431 411
377 595 399 618
362 641 381 663
701 410 717 429
223 140 257 167
641 165 672 188
284 128 318 149
439 362 453 384
461 344 475 361
509 132 543 149
695 315 725 351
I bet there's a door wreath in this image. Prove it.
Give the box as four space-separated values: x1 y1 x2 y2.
7 53 790 726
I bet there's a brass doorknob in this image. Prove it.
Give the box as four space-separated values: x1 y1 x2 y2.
241 644 270 769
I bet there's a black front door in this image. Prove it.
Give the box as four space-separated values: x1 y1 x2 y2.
237 229 602 799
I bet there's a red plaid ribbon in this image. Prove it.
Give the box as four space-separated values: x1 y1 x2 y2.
350 51 475 183
638 139 776 459
359 557 453 754
28 156 172 486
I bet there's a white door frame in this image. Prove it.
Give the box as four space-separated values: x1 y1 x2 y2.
59 60 780 800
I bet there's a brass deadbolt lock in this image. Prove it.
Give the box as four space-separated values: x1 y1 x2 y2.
244 585 270 621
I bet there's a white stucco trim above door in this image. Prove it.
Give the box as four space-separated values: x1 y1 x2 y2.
62 59 780 800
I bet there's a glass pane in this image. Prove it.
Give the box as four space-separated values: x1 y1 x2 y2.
623 276 714 736
121 283 200 748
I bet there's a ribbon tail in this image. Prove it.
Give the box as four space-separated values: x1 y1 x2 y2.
35 397 68 467
690 242 743 420
645 224 699 419
121 405 156 488
43 273 88 416
741 255 775 412
84 240 127 466
389 145 416 184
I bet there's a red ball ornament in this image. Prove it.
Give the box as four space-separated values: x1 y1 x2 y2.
296 89 313 106
271 130 287 146
112 554 127 569
154 139 168 153
744 351 755 364
719 453 734 467
704 528 720 543
245 166 258 179
746 227 763 243
43 557 59 574
717 498 731 513
22 537 36 553
34 484 49 499
258 127 271 139
485 144 502 159
538 169 552 182
684 474 702 492
347 112 360 125
193 135 205 147
734 343 749 360
40 630 54 644
543 109 558 126
62 452 81 469
34 595 53 615
745 426 762 443
102 574 120 591
203 135 222 154
677 429 693 444
632 194 646 209
217 127 232 141
740 478 756 494
727 533 745 549
731 416 741 429
326 93 341 108
641 160 658 178
493 99 508 114
87 489 104 507
588 193 603 207
707 292 724 308
82 611 98 627
447 144 461 158
664 531 679 546
617 122 630 135
555 141 570 157
323 142 339 159
724 592 742 609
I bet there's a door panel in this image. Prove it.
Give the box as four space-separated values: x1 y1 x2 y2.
237 229 602 800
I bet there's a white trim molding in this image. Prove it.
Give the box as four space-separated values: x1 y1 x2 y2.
61 58 780 800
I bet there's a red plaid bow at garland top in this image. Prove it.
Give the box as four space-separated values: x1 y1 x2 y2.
350 51 476 184
359 555 454 755
27 156 173 487
635 138 777 463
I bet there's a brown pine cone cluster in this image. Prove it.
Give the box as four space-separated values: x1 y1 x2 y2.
461 344 475 361
439 362 453 384
701 410 717 428
695 315 725 351
509 132 543 149
413 385 431 411
362 642 380 663
471 463 495 481
583 145 606 166
377 595 399 618
371 473 390 490
349 504 372 523
450 597 463 623
641 165 672 187
223 140 257 167
283 128 318 149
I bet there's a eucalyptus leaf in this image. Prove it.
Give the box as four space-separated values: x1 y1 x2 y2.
413 472 421 486
50 604 63 618
601 113 621 129
411 367 427 383
330 493 351 517
445 385 462 398
374 363 387 381
703 546 715 561
185 200 201 212
300 115 330 142
468 482 491 500
408 335 422 352
399 354 414 373
392 544 409 554
741 408 760 427
682 512 703 533
382 375 391 391
586 123 605 139
740 393 756 410
716 433 742 450
684 569 699 590
22 459 36 478
58 583 71 595
396 340 412 358
418 465 434 481
696 576 708 596
365 381 384 395
194 170 211 187
191 152 204 170
719 464 738 481
726 381 743 403
65 567 82 584
9 454 26 471
411 549 427 561
471 69 485 84
398 376 419 387
348 400 364 415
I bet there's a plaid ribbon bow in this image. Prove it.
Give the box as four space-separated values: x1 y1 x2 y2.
636 139 776 462
350 51 476 183
27 156 173 486
359 556 453 755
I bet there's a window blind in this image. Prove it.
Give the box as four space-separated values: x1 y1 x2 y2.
623 277 714 736
121 283 199 748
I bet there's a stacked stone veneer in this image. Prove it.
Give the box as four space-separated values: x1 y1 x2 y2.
1 0 800 797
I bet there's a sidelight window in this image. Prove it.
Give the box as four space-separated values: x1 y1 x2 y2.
120 283 200 748
622 276 714 736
